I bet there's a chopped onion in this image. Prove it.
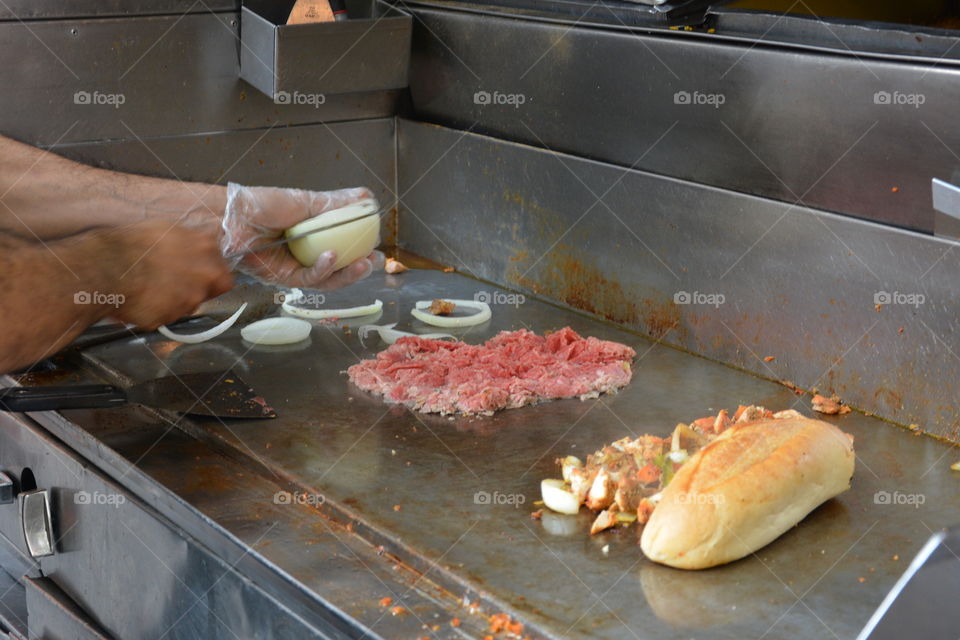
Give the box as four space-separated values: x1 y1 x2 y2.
671 422 711 453
560 456 583 483
541 479 581 515
282 288 383 319
667 450 689 465
241 317 312 345
158 303 247 344
411 299 491 328
357 323 454 346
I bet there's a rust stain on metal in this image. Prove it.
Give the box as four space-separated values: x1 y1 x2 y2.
639 296 682 340
507 250 680 339
391 248 450 271
501 190 570 239
383 207 399 248
179 464 238 495
874 388 904 411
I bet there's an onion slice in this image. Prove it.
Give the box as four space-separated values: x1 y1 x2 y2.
541 479 581 515
560 456 583 483
358 323 455 346
411 299 491 327
241 317 312 345
158 303 247 344
282 288 383 320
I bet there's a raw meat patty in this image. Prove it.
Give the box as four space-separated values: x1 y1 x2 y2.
346 327 636 415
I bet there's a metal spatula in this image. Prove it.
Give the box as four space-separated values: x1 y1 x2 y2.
0 369 277 419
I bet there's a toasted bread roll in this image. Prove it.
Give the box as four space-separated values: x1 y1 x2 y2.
640 417 854 570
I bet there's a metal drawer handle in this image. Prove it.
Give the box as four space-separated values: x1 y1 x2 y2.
20 489 54 558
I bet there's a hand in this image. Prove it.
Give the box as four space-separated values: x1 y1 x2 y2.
99 220 234 329
221 182 383 289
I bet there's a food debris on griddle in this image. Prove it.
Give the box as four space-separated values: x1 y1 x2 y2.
590 508 618 534
428 299 456 315
385 257 408 274
249 395 278 418
488 612 524 636
811 394 851 415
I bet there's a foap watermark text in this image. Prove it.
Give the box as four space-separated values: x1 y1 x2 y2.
874 91 925 108
474 91 526 108
74 291 124 308
874 490 925 508
674 90 725 109
475 291 525 307
276 290 326 305
676 492 725 505
474 490 526 508
274 91 326 108
75 491 126 507
274 490 326 506
674 291 725 308
74 90 125 108
874 291 924 308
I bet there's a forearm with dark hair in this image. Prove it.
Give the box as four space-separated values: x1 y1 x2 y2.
0 134 227 240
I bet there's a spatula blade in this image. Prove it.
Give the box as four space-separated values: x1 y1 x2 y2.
127 370 277 419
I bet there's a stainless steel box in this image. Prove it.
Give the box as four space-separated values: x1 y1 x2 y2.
240 0 412 100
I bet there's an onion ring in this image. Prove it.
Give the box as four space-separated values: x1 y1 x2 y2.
358 323 455 346
410 299 491 327
158 303 247 344
282 288 383 320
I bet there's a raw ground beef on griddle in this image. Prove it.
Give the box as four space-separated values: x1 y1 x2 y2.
346 327 636 415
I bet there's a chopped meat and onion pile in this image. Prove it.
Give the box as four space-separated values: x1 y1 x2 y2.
346 327 635 415
541 405 805 534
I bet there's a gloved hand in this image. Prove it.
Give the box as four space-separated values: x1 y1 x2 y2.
221 182 384 289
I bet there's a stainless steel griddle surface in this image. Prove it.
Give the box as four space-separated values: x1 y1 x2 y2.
82 269 960 639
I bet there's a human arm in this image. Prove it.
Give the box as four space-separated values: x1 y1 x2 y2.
0 134 225 240
0 221 232 374
0 133 380 288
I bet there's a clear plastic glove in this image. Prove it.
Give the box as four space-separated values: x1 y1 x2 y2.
221 182 385 289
